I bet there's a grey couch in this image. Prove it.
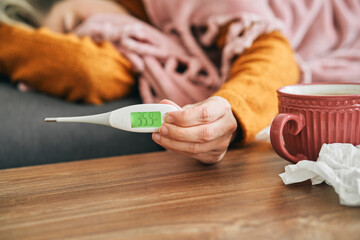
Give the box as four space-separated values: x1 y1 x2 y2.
0 77 163 169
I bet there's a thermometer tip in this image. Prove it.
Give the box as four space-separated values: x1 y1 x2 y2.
44 118 57 122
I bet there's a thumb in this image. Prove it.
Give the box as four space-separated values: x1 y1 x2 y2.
158 99 182 111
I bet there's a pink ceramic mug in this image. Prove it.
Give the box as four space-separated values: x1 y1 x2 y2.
270 83 360 163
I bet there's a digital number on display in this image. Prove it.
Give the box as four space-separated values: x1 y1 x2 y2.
130 111 162 128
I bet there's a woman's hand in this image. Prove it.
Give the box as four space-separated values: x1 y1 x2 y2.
43 0 129 33
152 96 238 164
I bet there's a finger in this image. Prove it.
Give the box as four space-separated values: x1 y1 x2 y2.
193 150 228 164
160 114 236 143
63 11 76 33
165 96 231 127
158 99 182 111
152 133 230 164
170 149 227 164
152 132 232 155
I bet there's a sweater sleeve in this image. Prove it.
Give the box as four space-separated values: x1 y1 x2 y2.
0 24 135 104
214 31 300 143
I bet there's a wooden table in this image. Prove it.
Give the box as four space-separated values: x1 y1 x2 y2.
0 142 359 240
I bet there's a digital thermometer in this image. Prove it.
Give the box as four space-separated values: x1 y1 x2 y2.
45 104 179 133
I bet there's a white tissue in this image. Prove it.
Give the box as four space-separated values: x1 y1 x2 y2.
279 143 360 207
255 126 271 142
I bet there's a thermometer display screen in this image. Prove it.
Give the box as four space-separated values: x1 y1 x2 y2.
131 111 162 128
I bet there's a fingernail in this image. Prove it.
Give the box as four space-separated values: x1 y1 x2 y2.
153 133 160 141
165 115 174 123
160 126 168 136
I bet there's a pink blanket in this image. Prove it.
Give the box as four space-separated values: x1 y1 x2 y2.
75 0 360 106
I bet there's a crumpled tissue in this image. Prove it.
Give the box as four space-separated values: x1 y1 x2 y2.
279 143 360 207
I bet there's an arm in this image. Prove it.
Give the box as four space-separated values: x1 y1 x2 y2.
152 31 300 163
0 24 135 104
214 31 300 143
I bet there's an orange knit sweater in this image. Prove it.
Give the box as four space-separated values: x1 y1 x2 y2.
0 23 299 143
214 31 299 142
0 24 134 104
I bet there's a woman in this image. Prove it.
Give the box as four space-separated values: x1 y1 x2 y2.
1 0 357 164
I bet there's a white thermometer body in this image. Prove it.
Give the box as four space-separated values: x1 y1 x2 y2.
45 104 179 133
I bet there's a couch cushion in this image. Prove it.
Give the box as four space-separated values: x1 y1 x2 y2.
0 79 163 169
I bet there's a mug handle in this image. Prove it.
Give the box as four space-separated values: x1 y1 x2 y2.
270 113 306 163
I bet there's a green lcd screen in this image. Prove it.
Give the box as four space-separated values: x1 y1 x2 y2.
130 111 162 128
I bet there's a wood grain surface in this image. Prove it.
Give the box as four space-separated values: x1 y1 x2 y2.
0 142 359 240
